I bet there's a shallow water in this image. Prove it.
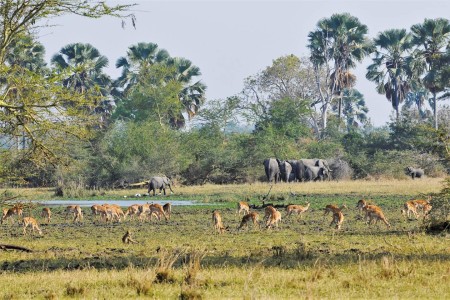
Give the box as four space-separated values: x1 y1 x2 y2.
32 199 197 207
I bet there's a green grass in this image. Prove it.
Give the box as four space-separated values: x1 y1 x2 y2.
0 179 449 299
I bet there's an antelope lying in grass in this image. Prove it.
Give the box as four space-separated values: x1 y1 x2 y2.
285 202 310 219
1 204 23 224
362 204 390 228
65 205 83 223
238 212 260 230
212 210 225 234
22 217 42 235
41 207 52 223
236 201 250 216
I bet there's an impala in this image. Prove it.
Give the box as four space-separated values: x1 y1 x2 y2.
236 201 250 216
163 203 172 220
286 202 310 219
22 217 43 235
238 212 260 230
212 210 225 234
65 205 83 223
41 207 52 223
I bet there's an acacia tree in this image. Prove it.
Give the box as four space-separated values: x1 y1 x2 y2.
241 55 321 136
0 1 134 175
307 13 372 135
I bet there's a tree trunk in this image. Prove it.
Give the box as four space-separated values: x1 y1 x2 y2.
321 102 328 138
433 93 438 130
338 91 343 131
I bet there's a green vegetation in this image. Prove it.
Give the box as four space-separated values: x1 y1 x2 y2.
1 180 449 299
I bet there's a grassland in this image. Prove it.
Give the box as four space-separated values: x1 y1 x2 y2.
0 178 449 299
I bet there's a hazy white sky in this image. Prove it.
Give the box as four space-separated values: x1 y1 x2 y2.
38 0 450 126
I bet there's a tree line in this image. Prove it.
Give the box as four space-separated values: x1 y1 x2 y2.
0 2 449 188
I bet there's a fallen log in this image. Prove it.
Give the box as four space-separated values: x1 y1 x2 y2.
0 244 33 252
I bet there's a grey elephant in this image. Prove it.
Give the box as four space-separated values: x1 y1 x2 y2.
405 167 424 179
300 158 331 180
148 176 174 196
263 158 280 183
304 165 329 181
287 160 305 182
277 159 292 182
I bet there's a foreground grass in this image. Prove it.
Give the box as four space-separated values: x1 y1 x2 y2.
0 179 449 299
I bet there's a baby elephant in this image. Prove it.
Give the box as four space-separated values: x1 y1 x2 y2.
405 167 424 179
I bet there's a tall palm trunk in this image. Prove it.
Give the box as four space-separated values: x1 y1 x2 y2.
433 92 438 129
338 91 343 131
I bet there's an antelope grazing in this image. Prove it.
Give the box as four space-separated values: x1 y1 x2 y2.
285 202 310 219
125 204 141 220
263 205 277 223
212 210 225 234
236 201 250 216
139 203 168 221
1 205 23 224
401 200 419 219
22 217 42 235
324 204 346 230
102 204 125 222
163 203 172 220
331 210 345 230
412 198 431 217
41 207 52 223
362 204 390 228
238 212 260 230
356 199 369 215
266 210 282 229
422 203 432 219
65 205 83 223
91 204 103 218
324 204 347 217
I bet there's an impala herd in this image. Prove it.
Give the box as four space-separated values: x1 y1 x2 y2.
1 196 432 236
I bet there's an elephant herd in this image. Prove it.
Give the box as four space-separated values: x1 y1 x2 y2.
263 158 331 183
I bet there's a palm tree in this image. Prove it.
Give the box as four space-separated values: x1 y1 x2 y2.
51 43 111 97
340 89 369 131
366 29 413 121
115 43 206 128
308 13 372 133
5 34 47 73
411 18 450 129
114 42 170 94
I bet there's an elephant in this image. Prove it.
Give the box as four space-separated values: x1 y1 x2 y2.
148 176 174 196
304 165 329 182
287 160 305 182
405 167 424 179
277 159 292 182
263 158 280 183
300 159 331 180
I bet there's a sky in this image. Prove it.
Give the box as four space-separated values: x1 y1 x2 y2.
38 0 450 127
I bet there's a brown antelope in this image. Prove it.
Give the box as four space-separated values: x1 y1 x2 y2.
212 210 225 234
236 201 250 216
22 217 42 235
401 200 419 219
412 199 431 217
139 203 167 221
266 210 282 229
263 205 277 223
324 204 347 216
1 205 23 224
91 204 103 217
285 202 310 219
41 207 52 223
324 204 346 230
125 204 141 220
356 199 369 215
238 212 260 230
65 205 83 223
331 210 345 230
104 204 125 222
422 203 432 219
362 204 390 228
163 203 172 220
